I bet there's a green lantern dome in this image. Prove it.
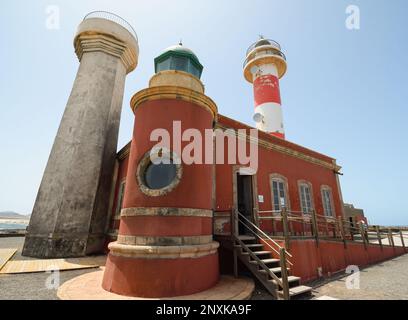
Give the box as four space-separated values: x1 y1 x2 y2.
154 43 203 79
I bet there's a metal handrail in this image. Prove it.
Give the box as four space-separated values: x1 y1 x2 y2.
233 234 284 292
246 38 281 56
243 49 286 69
236 211 293 262
83 11 138 41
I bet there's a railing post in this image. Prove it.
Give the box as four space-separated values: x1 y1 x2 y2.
399 230 406 252
376 226 383 250
279 247 290 300
388 228 395 248
311 209 319 247
231 209 238 278
282 208 290 249
359 223 367 250
338 216 347 248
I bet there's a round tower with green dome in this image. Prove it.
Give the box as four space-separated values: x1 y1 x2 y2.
103 42 219 298
154 43 203 78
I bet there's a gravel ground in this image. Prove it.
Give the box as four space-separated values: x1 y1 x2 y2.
1 237 408 300
311 253 408 300
0 237 102 300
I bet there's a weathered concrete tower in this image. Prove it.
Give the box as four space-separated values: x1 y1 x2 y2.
23 12 139 258
102 44 220 298
243 37 287 139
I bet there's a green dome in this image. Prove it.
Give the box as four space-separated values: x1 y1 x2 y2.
154 44 203 79
161 44 199 60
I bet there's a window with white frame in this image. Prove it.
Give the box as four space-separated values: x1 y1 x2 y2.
321 187 334 217
271 178 288 211
115 181 126 218
299 183 313 214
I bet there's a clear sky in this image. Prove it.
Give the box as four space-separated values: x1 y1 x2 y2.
0 0 407 225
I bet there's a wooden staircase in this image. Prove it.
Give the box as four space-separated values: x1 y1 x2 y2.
232 212 313 300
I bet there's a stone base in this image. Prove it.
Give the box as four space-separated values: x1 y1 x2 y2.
102 251 220 298
58 268 254 300
22 234 105 258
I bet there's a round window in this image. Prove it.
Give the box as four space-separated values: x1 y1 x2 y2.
137 148 183 197
144 160 177 190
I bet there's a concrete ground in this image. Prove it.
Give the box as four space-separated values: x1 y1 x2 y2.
0 237 254 300
311 253 408 300
0 237 101 300
1 237 408 300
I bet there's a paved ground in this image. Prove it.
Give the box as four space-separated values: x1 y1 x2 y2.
311 253 408 300
0 237 102 300
58 269 254 300
1 237 408 300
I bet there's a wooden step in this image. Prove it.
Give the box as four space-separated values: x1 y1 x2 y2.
278 285 313 298
237 235 256 241
246 244 264 248
249 258 279 266
259 267 288 275
269 276 301 286
235 244 264 249
252 251 272 256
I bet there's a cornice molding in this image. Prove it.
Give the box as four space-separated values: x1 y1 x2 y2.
216 123 341 172
130 86 218 119
74 33 137 73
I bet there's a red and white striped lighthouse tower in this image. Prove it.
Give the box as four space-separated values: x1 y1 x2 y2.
243 38 287 139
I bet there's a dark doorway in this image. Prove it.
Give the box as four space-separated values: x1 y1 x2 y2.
237 173 254 235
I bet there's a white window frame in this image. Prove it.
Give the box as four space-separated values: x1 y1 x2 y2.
321 185 335 218
269 174 290 214
298 181 314 215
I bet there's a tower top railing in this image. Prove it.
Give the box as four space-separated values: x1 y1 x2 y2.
83 11 138 42
246 38 281 56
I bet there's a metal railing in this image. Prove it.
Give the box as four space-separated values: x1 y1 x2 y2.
243 48 286 69
257 208 408 251
236 211 293 265
83 11 138 41
246 38 281 56
231 209 292 299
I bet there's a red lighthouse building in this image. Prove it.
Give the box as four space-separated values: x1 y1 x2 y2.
100 39 406 299
102 44 220 297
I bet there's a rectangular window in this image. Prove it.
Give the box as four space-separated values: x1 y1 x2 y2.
115 181 126 218
157 59 170 72
300 184 313 214
172 56 188 72
322 189 333 217
272 179 287 211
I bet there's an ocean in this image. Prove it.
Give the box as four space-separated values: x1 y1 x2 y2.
0 222 28 230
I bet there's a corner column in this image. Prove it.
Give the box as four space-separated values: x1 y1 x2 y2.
102 71 220 298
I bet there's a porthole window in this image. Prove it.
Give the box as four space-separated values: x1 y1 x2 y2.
144 159 177 190
137 148 182 197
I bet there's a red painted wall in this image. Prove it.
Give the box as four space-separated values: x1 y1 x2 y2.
263 239 406 282
107 155 129 232
122 99 214 211
215 115 343 235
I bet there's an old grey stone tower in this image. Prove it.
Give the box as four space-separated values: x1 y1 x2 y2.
23 12 139 258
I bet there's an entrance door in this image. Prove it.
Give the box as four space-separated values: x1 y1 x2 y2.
237 173 254 235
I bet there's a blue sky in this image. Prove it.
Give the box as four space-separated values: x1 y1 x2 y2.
0 0 407 225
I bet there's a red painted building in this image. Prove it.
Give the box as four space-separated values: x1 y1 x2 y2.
101 40 405 299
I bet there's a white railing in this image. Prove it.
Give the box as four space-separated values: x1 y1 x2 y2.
83 11 138 41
